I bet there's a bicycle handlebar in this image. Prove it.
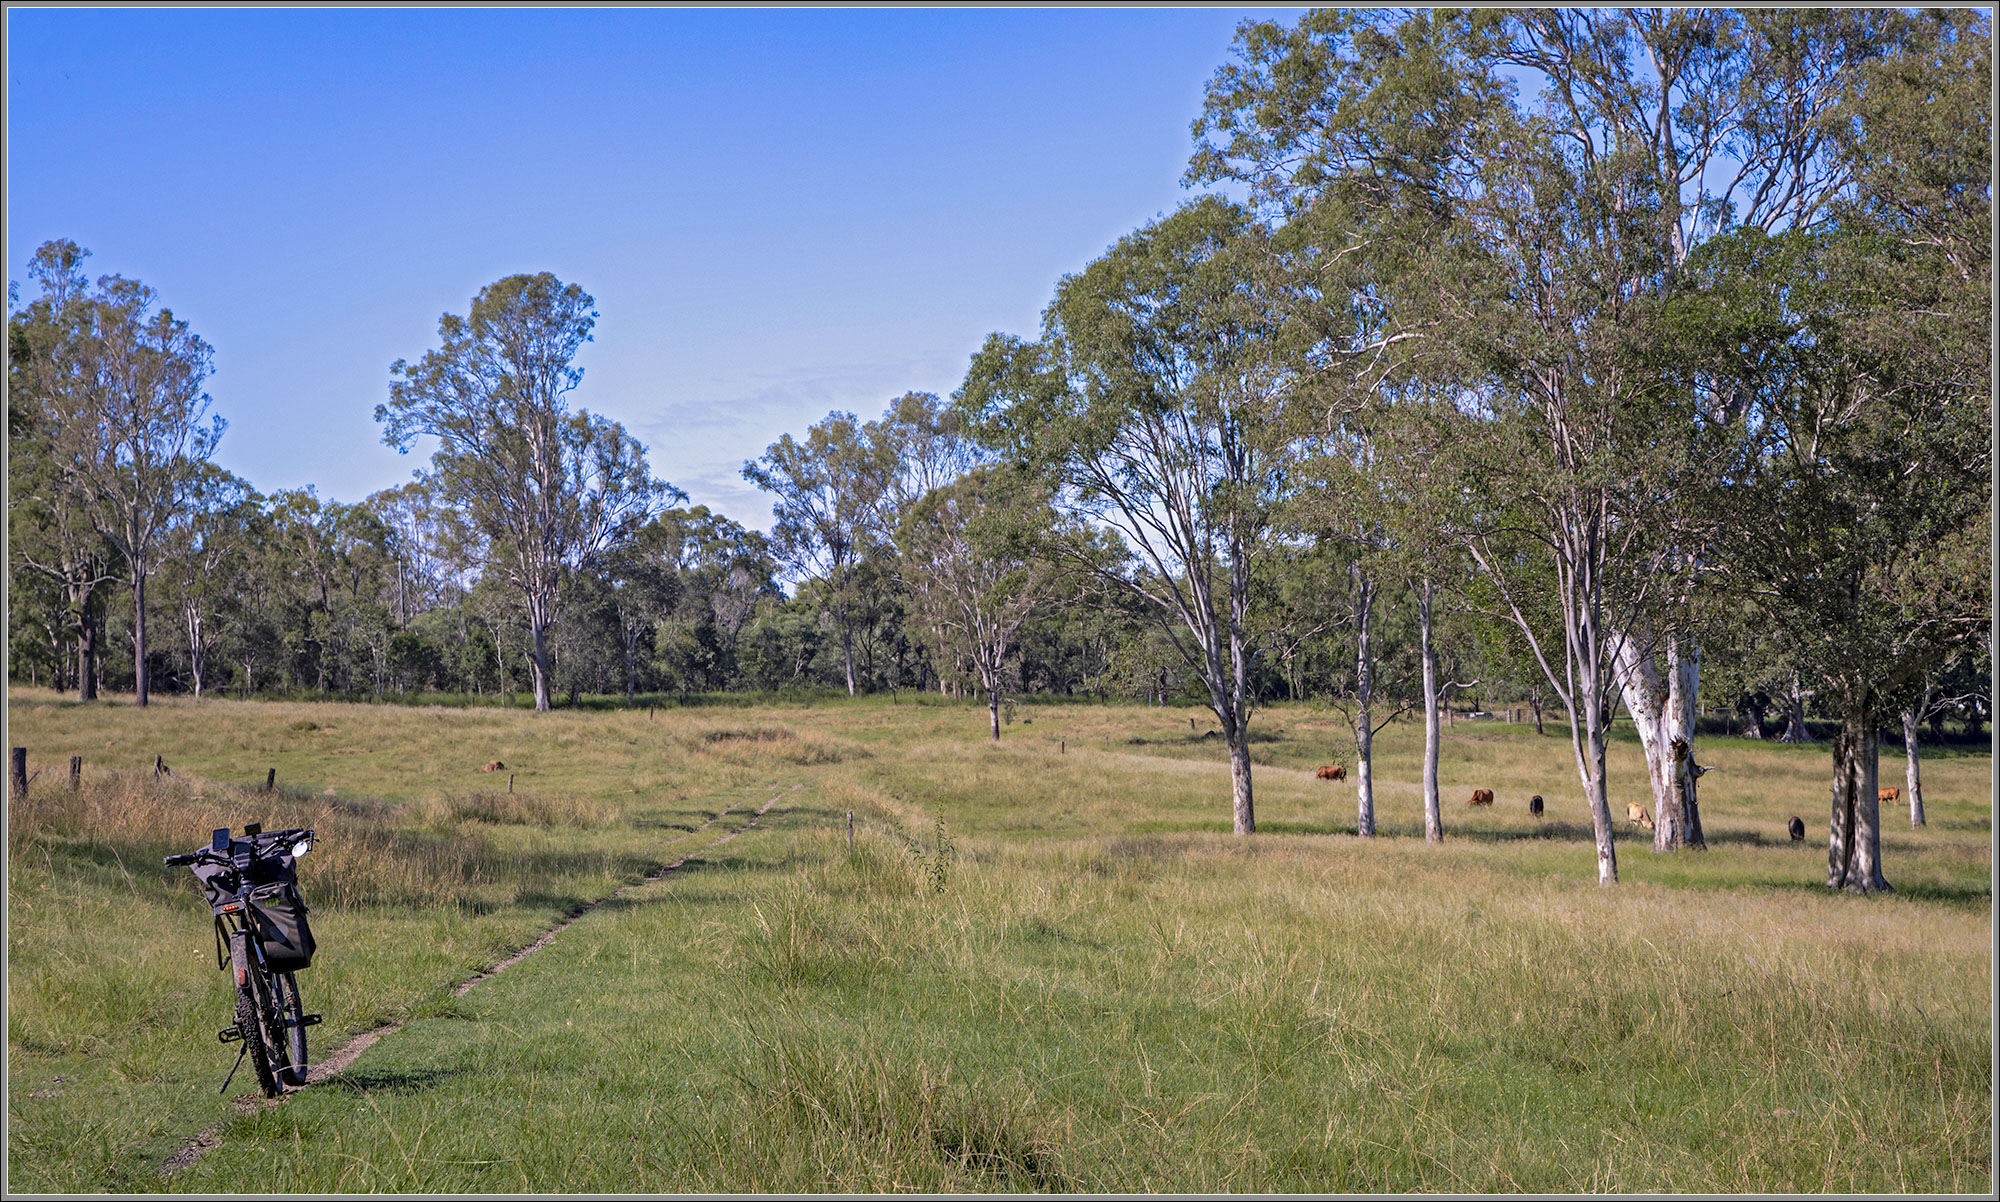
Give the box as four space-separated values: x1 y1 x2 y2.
163 827 315 869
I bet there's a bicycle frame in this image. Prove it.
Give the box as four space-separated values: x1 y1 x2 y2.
168 824 321 1094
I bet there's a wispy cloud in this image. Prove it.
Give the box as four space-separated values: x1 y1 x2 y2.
630 353 967 532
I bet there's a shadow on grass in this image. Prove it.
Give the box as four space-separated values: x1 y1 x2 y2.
323 1066 468 1096
1125 729 1287 747
1759 877 1993 907
1125 818 1810 850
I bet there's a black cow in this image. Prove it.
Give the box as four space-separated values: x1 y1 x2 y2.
1788 816 1805 842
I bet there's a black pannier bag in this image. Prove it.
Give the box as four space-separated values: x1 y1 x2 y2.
248 881 316 972
192 851 317 972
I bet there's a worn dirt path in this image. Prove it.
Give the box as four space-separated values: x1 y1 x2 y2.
158 782 799 1179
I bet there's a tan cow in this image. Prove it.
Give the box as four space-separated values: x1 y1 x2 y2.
1627 801 1655 829
1878 786 1900 806
1468 788 1495 806
483 760 505 772
1315 764 1347 781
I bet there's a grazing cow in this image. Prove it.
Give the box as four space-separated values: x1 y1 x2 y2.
1468 788 1495 807
1878 786 1900 806
1528 794 1544 818
483 760 504 772
1626 801 1655 830
1315 764 1348 781
1789 816 1805 842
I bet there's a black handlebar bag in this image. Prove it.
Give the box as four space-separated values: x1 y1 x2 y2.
192 853 317 972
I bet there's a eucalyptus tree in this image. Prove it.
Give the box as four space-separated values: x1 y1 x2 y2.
879 390 985 511
7 323 119 698
10 239 224 707
1288 433 1399 837
1189 8 1923 872
742 409 895 695
1707 230 1987 893
161 464 262 697
655 505 779 689
379 273 668 711
897 466 1068 741
1370 397 1482 843
960 197 1299 834
1702 12 1990 892
598 514 684 701
364 480 464 625
266 489 397 697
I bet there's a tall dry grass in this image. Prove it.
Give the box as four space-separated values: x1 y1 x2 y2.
9 764 625 910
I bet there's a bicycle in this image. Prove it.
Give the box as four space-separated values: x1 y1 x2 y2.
166 823 323 1097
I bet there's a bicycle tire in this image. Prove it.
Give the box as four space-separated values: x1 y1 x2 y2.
272 971 310 1087
229 931 281 1098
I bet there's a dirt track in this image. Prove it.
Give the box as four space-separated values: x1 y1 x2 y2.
158 782 798 1178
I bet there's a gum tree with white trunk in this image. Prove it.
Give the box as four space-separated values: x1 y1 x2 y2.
959 198 1298 835
379 273 666 712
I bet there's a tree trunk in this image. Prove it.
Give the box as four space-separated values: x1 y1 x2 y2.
1227 722 1255 835
623 624 639 705
1737 695 1766 739
1564 636 1618 884
1418 577 1442 843
841 620 857 697
186 602 206 697
1611 628 1704 850
1352 568 1376 837
529 612 554 712
1582 706 1618 885
1901 698 1927 828
77 584 99 702
1828 703 1891 892
1781 669 1814 743
987 671 1002 742
132 571 151 707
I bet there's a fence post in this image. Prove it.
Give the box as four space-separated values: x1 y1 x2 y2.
265 768 277 793
11 748 26 800
509 773 515 794
1060 740 1065 755
847 810 855 855
70 756 83 791
154 754 166 781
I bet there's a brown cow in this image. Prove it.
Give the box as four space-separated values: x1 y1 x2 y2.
1315 764 1347 781
1468 788 1495 807
1626 801 1655 830
483 760 505 772
1878 786 1900 806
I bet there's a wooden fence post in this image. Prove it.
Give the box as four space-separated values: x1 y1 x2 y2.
154 754 166 780
265 768 277 793
70 756 83 791
11 748 27 800
847 810 855 856
508 773 515 794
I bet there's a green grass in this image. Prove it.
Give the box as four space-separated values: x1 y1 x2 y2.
6 688 1991 1192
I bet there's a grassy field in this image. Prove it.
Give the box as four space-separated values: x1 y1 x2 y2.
6 687 1992 1192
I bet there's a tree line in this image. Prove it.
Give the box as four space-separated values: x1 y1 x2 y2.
9 10 1990 891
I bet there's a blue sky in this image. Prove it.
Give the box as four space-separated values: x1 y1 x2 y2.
7 7 1298 531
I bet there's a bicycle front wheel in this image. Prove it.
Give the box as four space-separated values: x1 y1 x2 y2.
271 971 310 1088
228 931 281 1098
